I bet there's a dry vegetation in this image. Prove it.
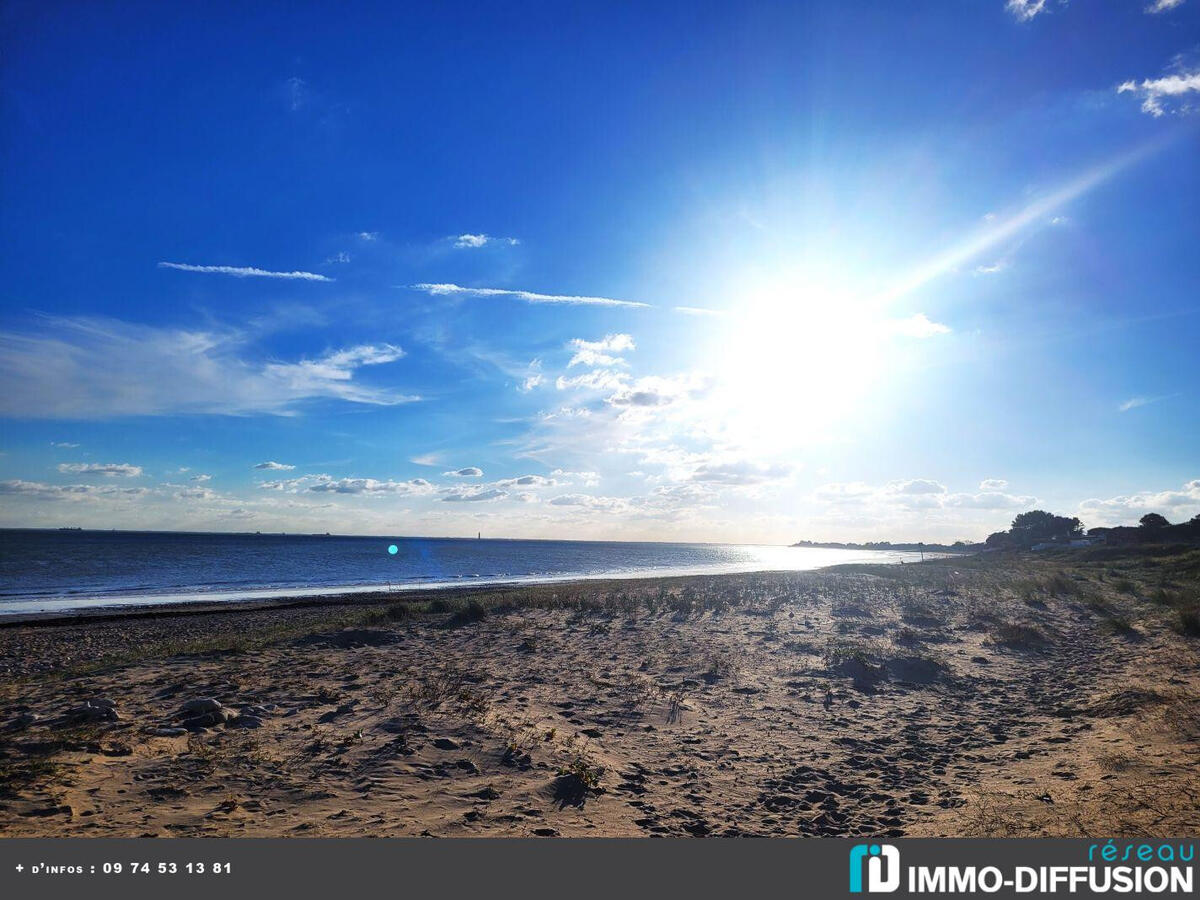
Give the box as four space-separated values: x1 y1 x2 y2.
1 548 1197 837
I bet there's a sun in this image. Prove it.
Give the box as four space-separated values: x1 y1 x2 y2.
711 271 895 454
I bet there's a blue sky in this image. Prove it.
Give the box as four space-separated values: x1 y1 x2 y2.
1 0 1198 542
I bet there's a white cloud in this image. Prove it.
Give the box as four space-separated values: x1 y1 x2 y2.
1005 0 1047 21
548 493 627 510
1118 70 1200 117
888 478 947 495
568 334 635 368
57 462 142 477
495 474 560 488
0 479 150 499
50 441 79 448
260 474 435 496
358 232 379 241
551 468 600 486
411 283 649 309
606 374 711 408
158 262 332 282
974 261 1008 275
453 234 520 248
891 314 951 338
410 453 442 466
673 306 725 317
1146 0 1185 12
520 373 546 392
0 318 417 418
555 369 628 392
980 478 1009 490
442 488 507 502
1118 394 1175 412
689 460 792 486
444 467 483 477
326 251 351 264
254 461 295 470
190 473 212 482
1079 479 1200 524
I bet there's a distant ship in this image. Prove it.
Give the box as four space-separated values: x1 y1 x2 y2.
57 526 82 531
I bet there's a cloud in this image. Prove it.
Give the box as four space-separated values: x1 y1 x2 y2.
444 467 484 477
158 262 332 282
1145 0 1185 12
254 461 295 470
1118 393 1176 410
1118 70 1200 117
891 314 951 338
816 477 1036 517
358 232 379 241
411 283 649 309
442 488 507 502
453 234 520 248
689 460 792 486
50 441 79 448
190 473 212 482
326 251 351 264
551 468 600 486
0 479 150 499
259 473 435 496
1005 0 1047 21
673 306 725 317
974 261 1008 275
568 334 636 368
56 462 142 477
1079 478 1200 524
555 369 628 392
495 474 560 488
309 477 433 495
521 373 546 392
409 453 442 466
286 76 307 112
606 374 711 408
0 318 417 418
890 479 946 495
548 493 626 510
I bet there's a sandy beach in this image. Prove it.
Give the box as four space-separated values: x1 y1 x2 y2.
1 549 1197 838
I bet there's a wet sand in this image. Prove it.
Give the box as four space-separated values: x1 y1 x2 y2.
1 550 1197 837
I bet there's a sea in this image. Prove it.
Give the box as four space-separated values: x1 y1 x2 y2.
0 528 929 616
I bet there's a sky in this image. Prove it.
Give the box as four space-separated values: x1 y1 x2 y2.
1 1 1198 544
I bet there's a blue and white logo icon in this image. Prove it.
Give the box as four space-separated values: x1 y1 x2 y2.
849 844 901 893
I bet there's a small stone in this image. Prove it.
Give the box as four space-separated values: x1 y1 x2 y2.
433 737 461 751
146 727 187 737
231 715 263 729
179 698 222 716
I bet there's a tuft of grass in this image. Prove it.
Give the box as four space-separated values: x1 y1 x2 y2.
992 621 1047 648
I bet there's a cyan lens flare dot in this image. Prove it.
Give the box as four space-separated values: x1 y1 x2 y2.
387 544 398 555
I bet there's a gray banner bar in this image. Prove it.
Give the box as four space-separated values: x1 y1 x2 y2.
0 838 1194 899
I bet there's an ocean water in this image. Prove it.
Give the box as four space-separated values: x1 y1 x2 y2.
0 529 926 616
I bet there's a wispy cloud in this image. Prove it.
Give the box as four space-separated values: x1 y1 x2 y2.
1145 0 1185 12
568 334 635 368
254 461 295 470
443 467 483 477
0 317 417 419
453 234 520 248
358 232 379 241
1118 393 1176 412
1118 69 1200 117
1005 0 1048 21
50 441 79 448
57 462 143 477
877 137 1170 305
158 262 332 282
891 313 951 338
410 283 650 309
673 306 725 317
